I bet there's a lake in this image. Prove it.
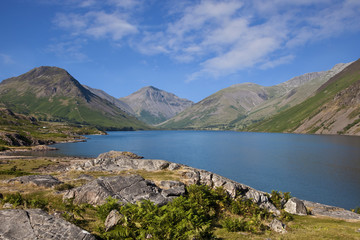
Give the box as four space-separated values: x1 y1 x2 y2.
35 130 360 210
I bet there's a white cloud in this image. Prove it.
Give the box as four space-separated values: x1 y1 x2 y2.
260 55 295 69
54 11 138 41
137 0 360 81
0 54 15 64
50 0 360 81
47 39 89 62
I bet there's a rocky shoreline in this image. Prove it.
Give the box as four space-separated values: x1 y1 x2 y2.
0 150 359 239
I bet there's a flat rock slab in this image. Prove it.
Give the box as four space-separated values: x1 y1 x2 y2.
4 175 63 188
63 175 185 206
0 209 95 240
303 200 360 220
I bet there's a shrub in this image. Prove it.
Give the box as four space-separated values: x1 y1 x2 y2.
222 218 246 232
96 197 121 221
269 190 291 209
351 207 360 214
3 192 24 206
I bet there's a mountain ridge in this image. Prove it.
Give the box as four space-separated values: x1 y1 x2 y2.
160 62 352 130
0 66 149 130
120 86 194 125
246 58 360 135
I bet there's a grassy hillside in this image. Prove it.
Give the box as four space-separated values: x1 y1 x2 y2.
161 63 350 130
160 83 270 130
246 59 360 134
0 67 149 131
0 108 104 150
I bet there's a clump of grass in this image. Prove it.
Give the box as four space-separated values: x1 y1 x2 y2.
54 183 75 191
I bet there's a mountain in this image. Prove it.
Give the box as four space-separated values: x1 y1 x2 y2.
0 66 149 130
160 83 269 129
160 62 351 130
246 59 360 135
238 62 351 128
83 85 135 115
120 86 194 125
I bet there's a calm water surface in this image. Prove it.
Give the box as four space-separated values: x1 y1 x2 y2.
40 131 360 209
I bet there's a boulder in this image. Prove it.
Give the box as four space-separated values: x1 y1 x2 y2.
4 175 63 188
159 181 186 198
0 209 96 240
284 198 307 215
73 151 176 172
63 175 170 206
269 219 287 234
105 209 123 231
31 145 57 151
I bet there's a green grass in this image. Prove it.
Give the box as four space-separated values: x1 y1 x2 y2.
0 91 149 131
0 158 55 180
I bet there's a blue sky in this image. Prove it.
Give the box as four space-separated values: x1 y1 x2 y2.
0 0 359 102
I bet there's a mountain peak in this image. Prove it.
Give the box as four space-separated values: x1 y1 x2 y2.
0 66 148 130
121 86 194 125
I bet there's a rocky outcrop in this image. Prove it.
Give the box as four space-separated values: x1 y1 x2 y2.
63 175 185 206
70 151 279 214
179 166 279 214
31 145 57 151
69 150 182 172
4 175 63 188
0 209 96 240
66 151 360 220
303 200 360 220
284 198 307 215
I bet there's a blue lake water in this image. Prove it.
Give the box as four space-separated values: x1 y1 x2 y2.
36 130 360 210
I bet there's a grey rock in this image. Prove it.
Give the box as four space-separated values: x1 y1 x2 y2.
2 203 13 209
159 180 185 189
105 209 123 231
64 175 169 206
74 151 176 172
4 175 63 188
269 219 287 234
182 170 200 185
160 181 186 198
179 166 279 213
168 163 181 170
303 200 360 220
199 170 213 187
284 198 307 215
356 228 360 233
0 209 96 240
